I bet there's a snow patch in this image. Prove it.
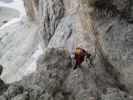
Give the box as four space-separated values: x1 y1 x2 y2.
23 44 43 75
0 0 26 29
0 17 21 30
0 0 26 17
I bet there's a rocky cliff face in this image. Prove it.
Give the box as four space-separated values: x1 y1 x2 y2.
92 0 133 95
1 0 133 100
23 0 133 94
0 48 133 100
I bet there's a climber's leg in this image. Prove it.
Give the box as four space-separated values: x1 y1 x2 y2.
78 64 81 68
73 64 78 70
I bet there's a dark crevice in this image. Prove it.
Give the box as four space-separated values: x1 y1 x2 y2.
102 57 128 93
121 0 133 23
91 0 119 19
91 0 133 23
66 28 72 40
95 32 129 93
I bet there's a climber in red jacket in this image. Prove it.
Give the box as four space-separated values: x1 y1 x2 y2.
73 47 91 69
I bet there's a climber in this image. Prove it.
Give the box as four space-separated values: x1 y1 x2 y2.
73 47 92 69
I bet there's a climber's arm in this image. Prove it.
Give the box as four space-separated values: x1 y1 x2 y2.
71 52 76 59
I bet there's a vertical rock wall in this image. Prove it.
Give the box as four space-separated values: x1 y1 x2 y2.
23 0 39 20
23 0 133 95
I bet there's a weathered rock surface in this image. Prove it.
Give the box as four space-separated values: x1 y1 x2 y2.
27 0 133 95
101 88 133 100
0 7 20 27
1 0 133 99
0 0 13 3
92 0 133 94
0 18 40 83
0 65 8 95
0 48 133 100
0 0 40 83
23 0 39 20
